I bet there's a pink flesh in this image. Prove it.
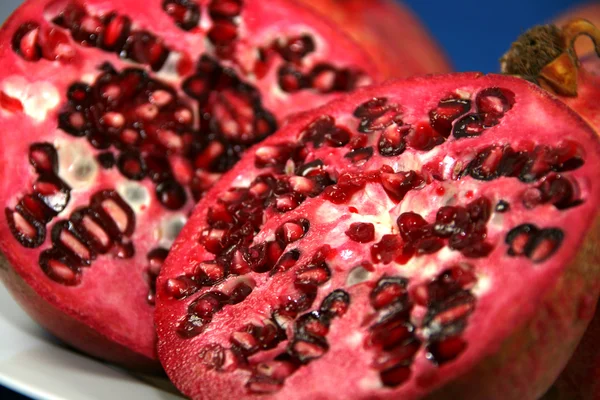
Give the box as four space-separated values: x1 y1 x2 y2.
0 0 381 365
156 73 600 399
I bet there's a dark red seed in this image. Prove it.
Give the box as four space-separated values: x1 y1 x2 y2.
228 282 253 304
278 64 306 92
370 276 408 310
505 224 539 257
39 247 81 286
380 170 424 203
165 276 198 299
525 228 564 263
33 174 71 215
453 114 485 138
378 125 406 157
29 143 58 174
97 152 116 169
277 35 316 62
288 336 328 364
208 20 238 44
397 212 428 242
271 249 301 275
163 0 201 31
345 222 375 243
371 235 411 265
209 0 242 18
467 197 492 223
117 151 146 180
405 123 444 151
380 365 412 387
276 219 310 244
156 180 187 210
429 97 471 138
320 290 350 318
427 336 467 365
295 264 331 288
100 13 131 51
12 22 41 61
5 207 46 248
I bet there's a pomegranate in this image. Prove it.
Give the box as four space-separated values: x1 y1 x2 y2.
501 18 600 135
0 0 389 370
295 0 452 78
156 73 600 399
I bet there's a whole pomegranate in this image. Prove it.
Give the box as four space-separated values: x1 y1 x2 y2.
295 0 452 78
0 0 403 370
156 73 600 399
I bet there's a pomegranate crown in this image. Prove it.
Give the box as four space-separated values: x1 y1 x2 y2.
501 18 600 96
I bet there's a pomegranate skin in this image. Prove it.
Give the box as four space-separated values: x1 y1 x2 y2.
0 0 384 371
295 0 452 78
156 73 600 399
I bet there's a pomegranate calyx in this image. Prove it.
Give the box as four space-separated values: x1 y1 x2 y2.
501 19 600 96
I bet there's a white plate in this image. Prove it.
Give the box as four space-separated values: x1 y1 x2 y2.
0 284 182 400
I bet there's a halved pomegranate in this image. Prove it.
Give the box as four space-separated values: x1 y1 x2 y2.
0 0 395 370
156 73 600 399
296 0 452 78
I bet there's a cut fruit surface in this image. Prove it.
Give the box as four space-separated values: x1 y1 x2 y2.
0 0 385 370
156 73 600 399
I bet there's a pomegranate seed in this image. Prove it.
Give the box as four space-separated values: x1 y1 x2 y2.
345 222 375 243
370 277 408 310
163 0 200 31
276 219 310 244
5 207 46 248
29 143 58 174
39 248 81 286
320 290 350 318
380 364 411 387
397 212 428 242
156 180 187 210
427 336 467 365
208 21 238 45
405 122 444 151
429 96 471 137
371 235 409 265
12 22 41 61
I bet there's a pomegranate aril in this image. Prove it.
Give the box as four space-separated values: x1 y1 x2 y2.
397 212 428 242
320 290 350 318
271 249 300 275
433 206 470 238
165 276 198 299
345 222 375 243
99 13 131 51
156 180 187 210
372 340 420 371
90 191 135 237
29 143 58 174
39 247 81 286
467 197 492 223
190 291 229 319
427 336 467 365
475 87 515 126
405 123 444 151
5 207 46 248
227 282 253 304
51 221 94 265
378 126 406 157
276 219 310 244
380 170 424 203
505 224 540 256
33 174 71 215
195 260 227 284
353 98 400 133
370 319 415 349
12 22 41 62
524 228 564 263
295 312 330 337
163 0 200 31
429 97 471 138
208 20 238 45
288 336 328 364
276 35 316 63
453 114 485 138
122 31 170 71
380 364 412 387
371 234 409 265
117 151 146 180
0 91 24 112
209 0 242 19
370 277 408 311
18 195 54 223
295 263 331 288
278 65 307 93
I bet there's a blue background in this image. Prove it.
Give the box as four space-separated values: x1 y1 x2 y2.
0 0 588 398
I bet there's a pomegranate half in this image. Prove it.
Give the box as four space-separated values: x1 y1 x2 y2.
0 0 398 370
296 0 452 78
156 73 600 399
